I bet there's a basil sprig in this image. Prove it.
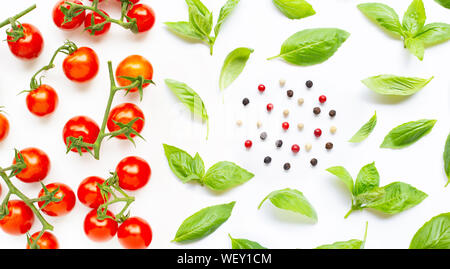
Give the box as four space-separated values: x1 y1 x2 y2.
349 111 377 143
444 133 450 187
380 119 437 149
316 222 368 249
163 144 254 191
362 75 433 96
219 47 254 91
229 234 267 249
358 0 450 60
258 188 318 222
164 79 209 139
435 0 450 9
409 212 450 249
268 28 350 66
173 202 235 243
272 0 316 20
165 0 240 55
327 162 427 218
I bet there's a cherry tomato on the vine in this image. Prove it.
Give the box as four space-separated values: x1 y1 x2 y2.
63 47 99 82
116 55 153 93
116 156 151 191
63 116 100 153
0 112 9 142
26 84 58 117
116 0 140 4
26 231 59 249
14 147 50 183
78 176 109 208
118 217 152 249
7 23 43 60
38 183 76 217
0 200 34 235
107 103 145 140
84 209 118 242
127 4 156 33
85 10 111 36
53 0 86 30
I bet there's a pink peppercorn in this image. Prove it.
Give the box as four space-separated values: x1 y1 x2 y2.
314 128 322 137
291 144 300 153
282 122 289 130
258 84 266 92
319 95 327 104
244 140 252 149
266 103 274 112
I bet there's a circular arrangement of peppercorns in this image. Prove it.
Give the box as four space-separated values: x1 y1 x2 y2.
238 79 337 171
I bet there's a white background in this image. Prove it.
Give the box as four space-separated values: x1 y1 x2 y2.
0 0 449 249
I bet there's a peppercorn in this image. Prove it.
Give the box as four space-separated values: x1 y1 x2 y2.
266 103 274 112
283 163 291 170
310 158 318 166
282 122 289 130
236 120 242 126
297 98 304 105
306 80 313 88
287 90 294 98
313 107 321 115
260 132 267 140
257 121 262 128
314 128 322 137
245 140 253 149
258 84 266 92
264 156 272 164
291 144 300 153
275 140 283 148
319 95 327 104
329 110 336 117
330 126 337 134
325 142 334 150
283 109 289 117
279 79 286 87
297 123 304 130
305 143 312 152
242 98 250 106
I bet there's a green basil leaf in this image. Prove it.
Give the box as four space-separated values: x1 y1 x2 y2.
214 0 240 37
192 153 205 180
326 166 354 194
164 21 205 41
354 187 385 206
163 144 204 183
415 23 450 46
349 111 377 143
365 182 427 214
403 0 426 37
409 212 450 249
164 79 209 138
405 38 425 60
435 0 450 8
173 201 236 243
268 28 350 66
219 47 254 91
186 0 210 16
272 0 316 20
258 188 318 222
202 161 254 191
444 133 450 187
229 234 267 249
354 162 380 196
316 222 368 249
357 3 404 37
188 5 213 37
380 119 437 149
362 75 433 96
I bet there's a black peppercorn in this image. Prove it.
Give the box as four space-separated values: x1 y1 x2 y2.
264 156 272 164
326 142 334 150
275 140 283 148
242 98 250 106
306 80 313 88
260 132 267 140
313 107 321 115
287 90 294 98
329 110 336 117
310 158 318 166
283 162 291 170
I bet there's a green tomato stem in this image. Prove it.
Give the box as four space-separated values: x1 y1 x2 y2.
0 4 36 28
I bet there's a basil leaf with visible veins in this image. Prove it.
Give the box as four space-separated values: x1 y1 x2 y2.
219 47 254 91
357 3 403 37
380 119 437 149
362 75 433 96
444 133 450 187
272 0 316 20
349 112 377 143
410 212 450 249
202 161 254 191
229 234 267 249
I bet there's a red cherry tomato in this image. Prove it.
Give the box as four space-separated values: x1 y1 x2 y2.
85 10 111 36
38 183 76 217
26 231 59 249
14 147 50 183
118 217 152 249
53 0 85 30
7 23 43 59
63 116 100 153
63 47 99 82
107 103 145 140
77 176 109 208
0 200 34 235
26 84 58 117
0 113 9 142
116 0 140 3
115 55 153 92
127 4 155 33
116 156 151 191
84 209 118 242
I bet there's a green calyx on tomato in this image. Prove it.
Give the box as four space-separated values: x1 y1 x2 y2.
0 4 37 42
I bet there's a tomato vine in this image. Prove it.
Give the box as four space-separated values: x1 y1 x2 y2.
0 4 36 42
